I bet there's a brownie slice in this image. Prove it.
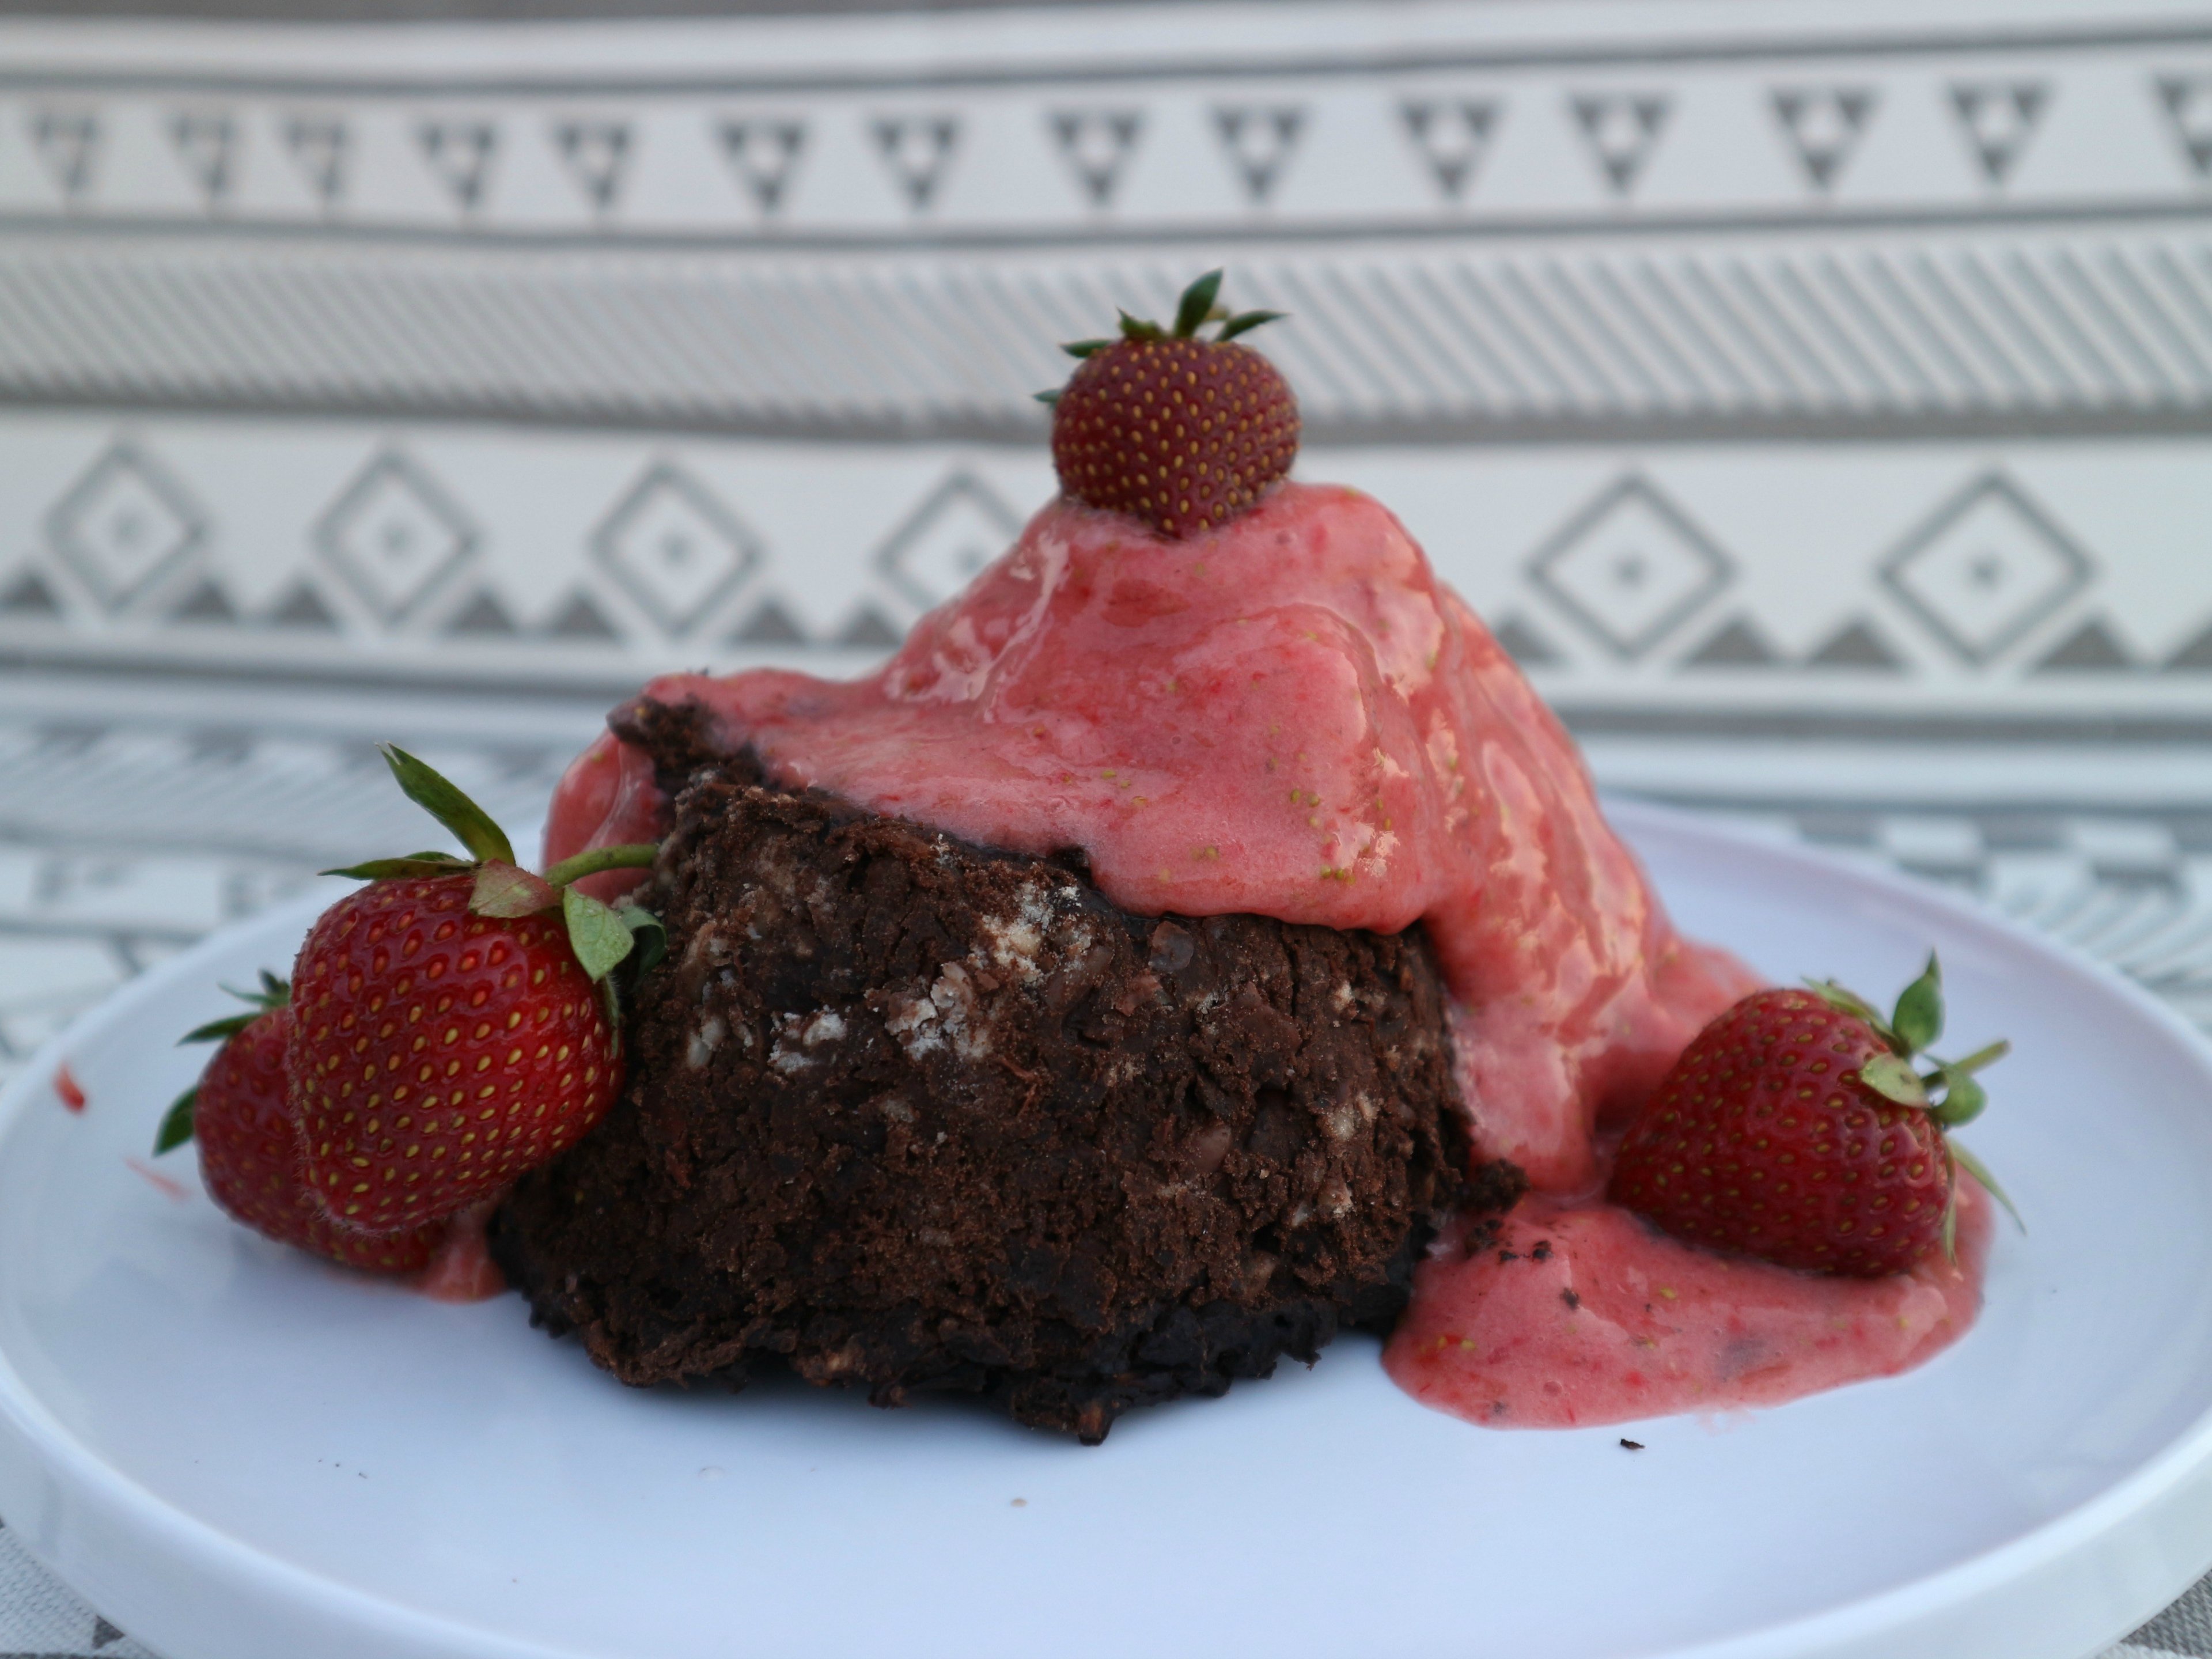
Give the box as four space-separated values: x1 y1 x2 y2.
491 703 1514 1442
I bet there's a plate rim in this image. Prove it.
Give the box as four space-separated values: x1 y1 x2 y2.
2 801 2210 1659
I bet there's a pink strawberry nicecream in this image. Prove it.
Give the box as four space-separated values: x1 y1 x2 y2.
547 480 1992 1429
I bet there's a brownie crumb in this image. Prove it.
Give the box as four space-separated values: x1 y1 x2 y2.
1620 1438 1645 1451
1560 1287 1581 1310
494 711 1522 1443
1531 1239 1552 1262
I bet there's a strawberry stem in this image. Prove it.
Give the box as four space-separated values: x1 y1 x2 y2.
542 843 659 889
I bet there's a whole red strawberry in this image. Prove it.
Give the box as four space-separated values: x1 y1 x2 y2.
1608 958 2014 1278
154 976 447 1273
1043 270 1299 538
287 747 664 1234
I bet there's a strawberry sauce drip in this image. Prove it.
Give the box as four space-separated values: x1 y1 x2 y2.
412 1199 509 1304
544 482 1988 1427
1388 1170 1992 1429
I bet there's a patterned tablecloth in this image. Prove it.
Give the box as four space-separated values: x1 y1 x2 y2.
2 0 2212 1652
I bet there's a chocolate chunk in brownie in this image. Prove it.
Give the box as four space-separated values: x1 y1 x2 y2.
493 710 1516 1442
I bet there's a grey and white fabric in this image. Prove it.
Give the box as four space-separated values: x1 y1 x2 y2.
1 0 2210 1653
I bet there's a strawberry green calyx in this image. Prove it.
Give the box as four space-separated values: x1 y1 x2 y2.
1806 953 2021 1252
321 744 664 991
157 969 290 1154
1037 268 1286 403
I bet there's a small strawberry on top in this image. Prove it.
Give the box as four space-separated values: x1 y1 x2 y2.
1041 269 1300 539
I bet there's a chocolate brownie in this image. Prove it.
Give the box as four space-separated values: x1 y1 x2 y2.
491 703 1515 1442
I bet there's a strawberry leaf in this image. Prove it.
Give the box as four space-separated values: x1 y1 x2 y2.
179 1011 260 1044
1949 1140 2024 1233
1059 339 1110 359
562 885 636 983
1891 954 1944 1055
1034 389 1061 406
378 745 514 866
153 1085 196 1154
471 859 558 919
1215 308 1286 342
597 974 624 1046
180 973 292 1044
615 900 668 979
1857 1052 1929 1107
1945 1038 2011 1076
1929 1069 1986 1128
322 854 474 881
1173 270 1224 338
1805 978 1884 1028
1117 310 1166 342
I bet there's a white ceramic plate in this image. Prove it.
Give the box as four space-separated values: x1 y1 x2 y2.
4 802 2212 1659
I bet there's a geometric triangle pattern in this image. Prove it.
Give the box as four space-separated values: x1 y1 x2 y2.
836 604 904 648
416 119 498 213
1681 615 1781 666
1491 613 1561 667
0 567 63 618
729 596 809 646
263 581 340 631
1212 104 1306 204
1770 86 1877 191
283 115 349 207
1400 99 1502 200
1570 92 1670 195
29 108 100 202
1949 81 2050 187
444 588 519 636
2033 616 2134 672
1049 109 1145 209
718 119 808 215
166 112 236 207
2158 77 2212 178
2168 622 2212 674
870 115 960 211
543 590 623 642
1806 618 1906 670
554 119 631 214
165 576 237 624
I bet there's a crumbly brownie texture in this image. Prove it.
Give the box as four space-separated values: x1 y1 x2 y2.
492 703 1515 1442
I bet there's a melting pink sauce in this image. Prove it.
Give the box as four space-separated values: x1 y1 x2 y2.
411 1199 508 1304
1387 1171 1991 1429
544 482 1990 1427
